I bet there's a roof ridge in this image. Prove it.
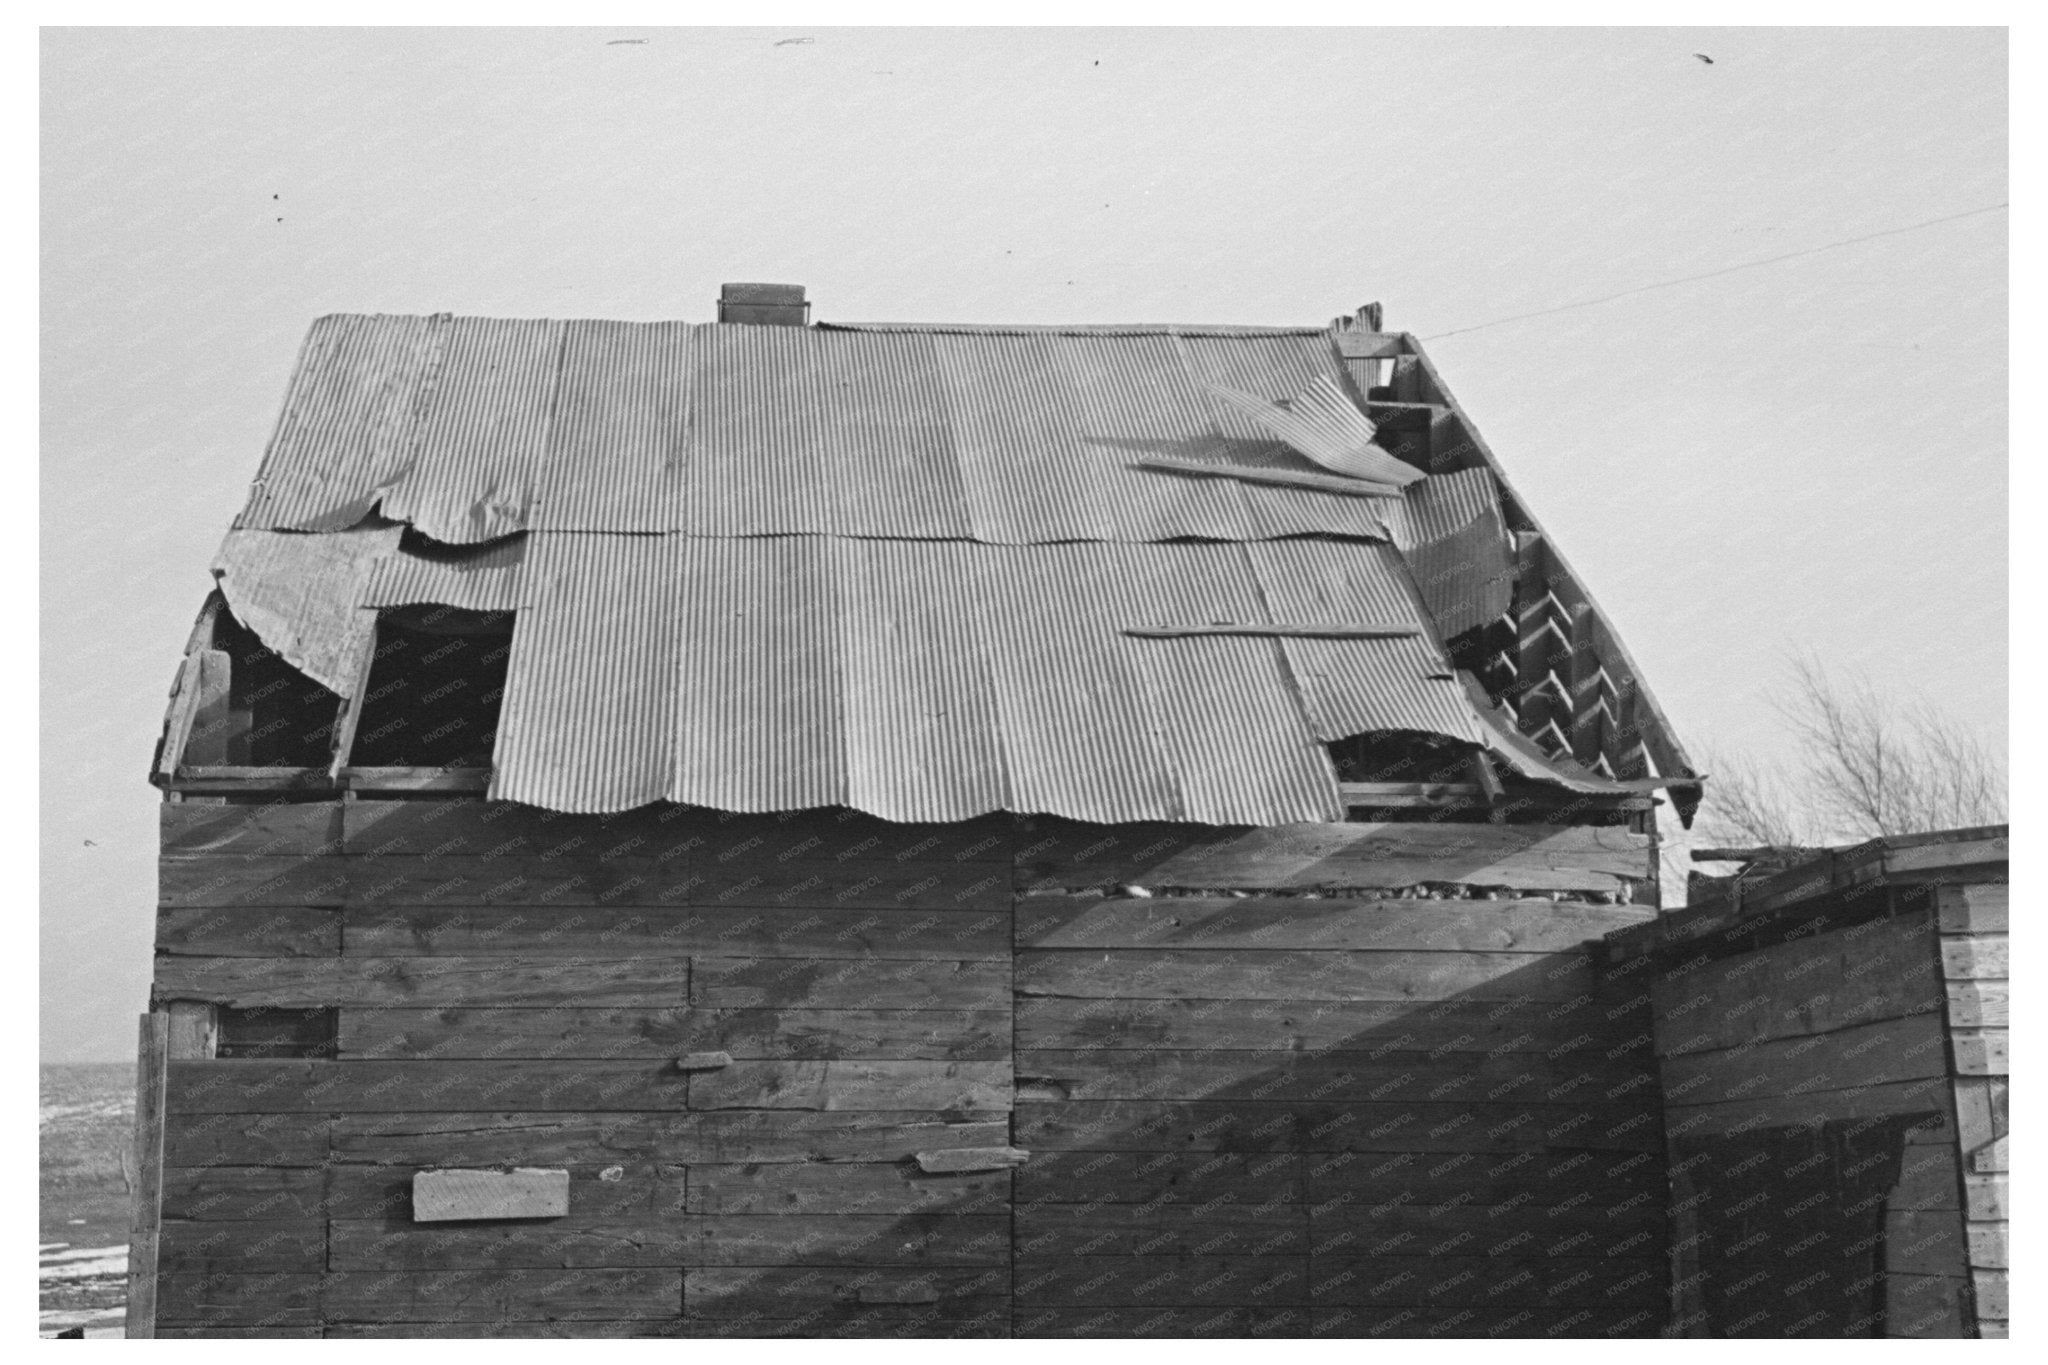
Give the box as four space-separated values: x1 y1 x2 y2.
307 312 1333 337
821 321 1330 336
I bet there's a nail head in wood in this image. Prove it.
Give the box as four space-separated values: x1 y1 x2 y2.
1972 1135 2009 1174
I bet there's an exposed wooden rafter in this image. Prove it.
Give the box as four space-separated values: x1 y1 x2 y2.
1345 331 1703 820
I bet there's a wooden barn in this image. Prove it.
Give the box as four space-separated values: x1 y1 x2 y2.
130 285 1711 1339
1606 827 2009 1339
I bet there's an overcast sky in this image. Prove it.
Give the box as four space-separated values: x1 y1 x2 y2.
40 26 2006 1061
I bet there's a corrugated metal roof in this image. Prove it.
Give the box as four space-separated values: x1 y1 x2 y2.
820 323 1330 336
1379 467 1515 638
486 534 1461 821
1206 375 1421 487
383 316 563 542
361 534 530 612
205 312 1666 825
232 315 1395 546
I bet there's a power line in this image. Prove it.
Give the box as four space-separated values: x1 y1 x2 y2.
1418 202 2008 342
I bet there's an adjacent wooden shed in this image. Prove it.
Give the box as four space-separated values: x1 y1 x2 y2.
1604 826 2009 1338
130 291 1705 1338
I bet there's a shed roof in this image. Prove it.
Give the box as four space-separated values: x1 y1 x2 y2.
1603 825 2009 963
199 310 1692 823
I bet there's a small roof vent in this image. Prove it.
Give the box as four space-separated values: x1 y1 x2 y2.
718 282 810 327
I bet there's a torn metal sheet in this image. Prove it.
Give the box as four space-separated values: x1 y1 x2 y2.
1244 540 1482 746
1204 374 1423 487
214 528 534 695
200 311 1699 824
1121 623 1420 640
379 316 564 542
238 314 443 534
210 526 402 693
1458 672 1684 794
360 535 532 612
1381 468 1516 639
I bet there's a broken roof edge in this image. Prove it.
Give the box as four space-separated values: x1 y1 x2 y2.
820 321 1333 336
1399 340 1704 813
1602 824 2008 964
1456 672 1696 799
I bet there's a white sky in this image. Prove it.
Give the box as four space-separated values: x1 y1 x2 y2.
39 26 2007 1060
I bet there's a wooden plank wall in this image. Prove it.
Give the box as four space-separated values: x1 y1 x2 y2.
1646 893 1974 1338
1937 884 2008 1338
153 801 1015 1339
149 800 1662 1338
1009 817 1665 1339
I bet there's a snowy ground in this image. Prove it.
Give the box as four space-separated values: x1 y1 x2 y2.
41 1064 134 1336
40 1243 128 1336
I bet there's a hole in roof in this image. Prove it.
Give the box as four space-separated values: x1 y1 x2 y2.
200 607 344 768
1325 730 1477 785
349 607 513 768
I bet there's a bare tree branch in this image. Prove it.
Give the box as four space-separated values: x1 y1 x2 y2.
1698 749 1811 848
1708 653 2006 852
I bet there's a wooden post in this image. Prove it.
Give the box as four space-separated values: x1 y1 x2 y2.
123 1012 170 1340
329 620 379 780
181 650 239 765
1466 750 1507 823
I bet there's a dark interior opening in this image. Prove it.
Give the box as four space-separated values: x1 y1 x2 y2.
1445 619 1516 698
1325 729 1478 785
348 605 513 769
216 1006 338 1060
205 608 342 767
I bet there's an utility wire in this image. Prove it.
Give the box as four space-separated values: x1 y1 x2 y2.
1419 202 2008 341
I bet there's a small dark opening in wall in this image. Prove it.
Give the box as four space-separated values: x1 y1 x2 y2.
216 1006 338 1059
207 608 341 767
349 605 514 768
1326 729 1476 784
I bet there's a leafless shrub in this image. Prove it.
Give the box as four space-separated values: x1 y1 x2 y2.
1701 654 2006 848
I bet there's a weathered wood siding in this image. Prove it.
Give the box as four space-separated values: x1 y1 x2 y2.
1644 892 1976 1338
1009 817 1665 1339
147 800 1660 1338
1937 885 2007 1338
